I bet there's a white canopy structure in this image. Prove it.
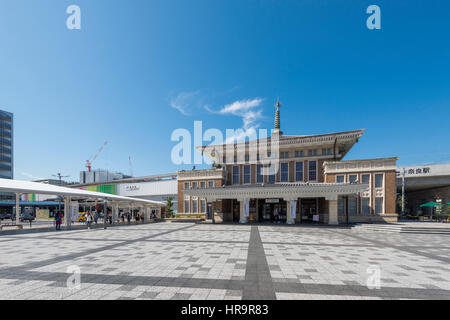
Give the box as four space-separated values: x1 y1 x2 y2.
0 178 166 228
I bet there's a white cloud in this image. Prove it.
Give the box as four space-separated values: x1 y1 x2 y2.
169 91 202 116
218 98 263 116
208 98 265 143
20 172 43 181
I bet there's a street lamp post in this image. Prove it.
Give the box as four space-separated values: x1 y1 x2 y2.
402 168 406 216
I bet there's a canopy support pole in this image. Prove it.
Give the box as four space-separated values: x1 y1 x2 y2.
15 193 21 225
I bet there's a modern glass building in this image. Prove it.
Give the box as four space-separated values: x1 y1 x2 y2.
0 110 13 202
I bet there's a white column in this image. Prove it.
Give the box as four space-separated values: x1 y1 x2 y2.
145 207 150 220
239 198 249 224
15 193 21 225
157 207 162 219
328 198 339 225
115 203 119 223
64 196 72 229
104 199 108 228
286 199 297 225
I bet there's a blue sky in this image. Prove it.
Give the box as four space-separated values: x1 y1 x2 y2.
1 0 449 182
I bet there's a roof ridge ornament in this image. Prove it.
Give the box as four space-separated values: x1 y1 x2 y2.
274 98 281 131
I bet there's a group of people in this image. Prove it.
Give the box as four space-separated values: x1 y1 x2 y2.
85 210 113 229
120 211 146 224
54 208 152 231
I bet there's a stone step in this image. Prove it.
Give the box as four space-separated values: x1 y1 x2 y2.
352 223 450 235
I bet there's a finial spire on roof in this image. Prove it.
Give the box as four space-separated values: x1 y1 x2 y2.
274 98 281 131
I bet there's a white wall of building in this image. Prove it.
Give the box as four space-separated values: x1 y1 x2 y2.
117 179 177 197
398 163 450 178
117 179 178 212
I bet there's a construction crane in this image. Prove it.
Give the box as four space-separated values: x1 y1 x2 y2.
86 141 108 172
129 156 133 177
52 173 70 186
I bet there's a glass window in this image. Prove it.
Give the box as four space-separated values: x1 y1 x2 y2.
295 150 304 157
281 163 289 182
322 148 327 155
349 175 358 183
184 199 190 213
280 152 289 159
244 165 251 184
201 199 206 213
192 199 198 213
362 198 370 214
375 174 383 188
234 156 237 163
308 150 313 156
336 175 345 183
361 174 370 184
233 166 239 185
338 197 345 215
348 196 357 214
295 162 303 182
208 181 214 188
268 172 275 184
192 182 198 189
257 164 264 183
223 156 227 163
200 181 206 189
375 197 383 214
308 161 317 181
245 154 249 161
184 182 190 189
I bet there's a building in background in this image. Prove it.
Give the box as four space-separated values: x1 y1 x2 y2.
397 163 450 216
71 173 178 212
79 169 131 184
0 109 13 201
0 109 13 180
182 102 398 224
33 178 76 186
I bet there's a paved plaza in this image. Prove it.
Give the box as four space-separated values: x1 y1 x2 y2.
0 222 450 300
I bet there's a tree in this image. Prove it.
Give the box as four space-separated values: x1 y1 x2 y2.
166 196 174 218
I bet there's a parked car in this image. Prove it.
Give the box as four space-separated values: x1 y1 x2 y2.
20 212 35 222
0 212 13 220
77 212 87 222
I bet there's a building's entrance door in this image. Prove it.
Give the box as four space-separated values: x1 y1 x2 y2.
232 200 240 222
301 198 318 223
258 199 287 223
207 203 213 220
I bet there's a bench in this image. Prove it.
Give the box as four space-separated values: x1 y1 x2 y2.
0 223 24 230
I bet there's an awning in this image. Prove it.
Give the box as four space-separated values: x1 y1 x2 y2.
0 179 165 207
420 202 440 207
0 201 64 206
183 182 369 201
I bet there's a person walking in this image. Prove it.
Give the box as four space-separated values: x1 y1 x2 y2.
127 212 131 225
86 211 93 229
94 210 98 225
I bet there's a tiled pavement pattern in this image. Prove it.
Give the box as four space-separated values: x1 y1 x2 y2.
0 222 450 300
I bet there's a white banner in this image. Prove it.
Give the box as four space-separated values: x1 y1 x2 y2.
244 199 250 217
290 201 297 219
71 202 79 222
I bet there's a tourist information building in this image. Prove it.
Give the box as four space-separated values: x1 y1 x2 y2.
179 103 398 224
